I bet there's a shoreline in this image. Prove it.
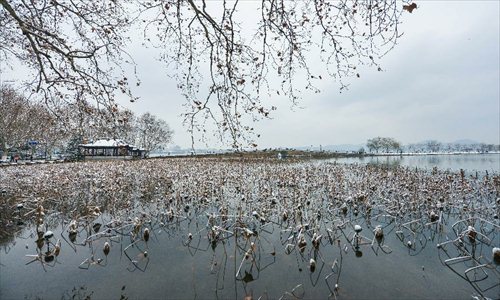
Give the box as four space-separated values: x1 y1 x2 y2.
0 150 499 167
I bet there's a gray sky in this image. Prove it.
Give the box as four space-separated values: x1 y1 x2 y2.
4 1 500 149
120 1 499 149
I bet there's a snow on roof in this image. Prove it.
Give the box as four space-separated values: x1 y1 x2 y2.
129 144 145 151
80 139 128 147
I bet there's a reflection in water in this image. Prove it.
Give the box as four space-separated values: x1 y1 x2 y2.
0 158 499 299
333 153 500 174
437 217 500 296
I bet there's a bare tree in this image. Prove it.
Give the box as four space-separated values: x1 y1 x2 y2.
52 101 136 144
27 103 69 158
367 136 401 153
0 0 136 115
112 109 138 143
426 140 441 153
136 112 173 156
0 85 68 157
2 0 416 148
0 85 30 154
366 137 381 153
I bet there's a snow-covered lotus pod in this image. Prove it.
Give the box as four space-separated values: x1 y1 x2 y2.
93 206 101 216
374 225 384 240
354 225 362 233
309 258 316 272
467 226 477 242
493 247 500 265
143 228 150 242
340 203 348 215
69 220 77 231
312 234 322 249
243 228 254 237
429 211 438 222
43 231 54 240
298 238 307 252
103 242 111 256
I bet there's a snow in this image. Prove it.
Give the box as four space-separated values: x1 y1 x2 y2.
79 139 145 151
81 139 128 147
43 231 54 239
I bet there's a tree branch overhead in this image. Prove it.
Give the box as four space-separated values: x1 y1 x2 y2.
1 0 415 148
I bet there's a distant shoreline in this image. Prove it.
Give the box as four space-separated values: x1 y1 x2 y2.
1 151 498 167
147 150 500 160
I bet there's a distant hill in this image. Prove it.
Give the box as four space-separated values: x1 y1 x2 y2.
295 144 365 152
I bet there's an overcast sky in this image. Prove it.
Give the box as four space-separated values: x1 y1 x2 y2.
4 1 500 149
120 1 499 149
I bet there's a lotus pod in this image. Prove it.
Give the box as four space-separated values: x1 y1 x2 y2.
309 258 316 272
374 225 384 240
493 247 500 265
103 242 111 256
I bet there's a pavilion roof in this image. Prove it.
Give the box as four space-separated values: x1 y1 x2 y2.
79 139 128 147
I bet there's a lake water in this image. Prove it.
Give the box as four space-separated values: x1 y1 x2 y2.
331 153 500 174
0 158 498 300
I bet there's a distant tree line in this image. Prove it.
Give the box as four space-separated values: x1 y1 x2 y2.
0 86 173 159
404 140 499 154
366 137 499 154
366 137 402 153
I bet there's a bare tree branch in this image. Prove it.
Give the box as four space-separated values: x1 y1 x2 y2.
2 0 414 149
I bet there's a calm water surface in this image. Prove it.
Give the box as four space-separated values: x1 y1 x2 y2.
332 153 500 174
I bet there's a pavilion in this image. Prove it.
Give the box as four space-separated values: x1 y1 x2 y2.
78 139 145 160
